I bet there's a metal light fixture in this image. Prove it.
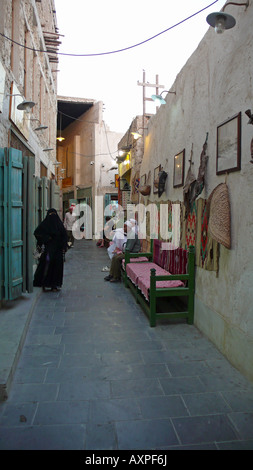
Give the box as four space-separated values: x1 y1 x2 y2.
57 112 65 141
35 124 48 131
43 147 54 152
2 93 36 113
116 155 127 163
151 90 176 105
131 131 142 140
206 1 249 34
17 99 36 113
52 160 61 165
108 166 118 171
29 118 48 131
117 144 132 162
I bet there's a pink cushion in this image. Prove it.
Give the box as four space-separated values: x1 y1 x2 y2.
126 262 184 300
138 274 184 300
126 262 158 284
122 257 149 270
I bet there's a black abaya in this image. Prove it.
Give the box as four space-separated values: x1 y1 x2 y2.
33 208 68 289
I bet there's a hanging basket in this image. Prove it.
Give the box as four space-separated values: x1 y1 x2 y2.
208 183 231 249
139 185 151 196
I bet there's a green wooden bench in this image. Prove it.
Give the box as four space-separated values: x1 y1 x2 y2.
123 240 195 327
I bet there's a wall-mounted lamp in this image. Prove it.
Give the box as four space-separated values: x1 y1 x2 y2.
120 145 132 152
29 118 48 131
35 124 48 131
52 160 61 166
206 1 249 34
17 99 36 113
116 155 127 163
108 166 118 171
118 145 132 159
131 131 142 140
151 90 176 105
43 147 54 152
2 93 36 113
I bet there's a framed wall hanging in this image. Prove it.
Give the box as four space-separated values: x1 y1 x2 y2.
216 112 241 175
173 149 185 187
140 174 146 186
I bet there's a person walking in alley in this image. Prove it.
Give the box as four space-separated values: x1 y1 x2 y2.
104 220 141 283
33 208 68 292
64 204 76 248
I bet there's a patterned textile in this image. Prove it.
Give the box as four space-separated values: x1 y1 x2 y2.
181 201 197 250
131 171 140 204
149 239 188 275
153 239 161 265
168 248 188 275
152 238 169 270
196 198 219 274
168 201 173 234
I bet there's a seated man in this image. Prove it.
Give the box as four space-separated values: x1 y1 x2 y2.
104 221 141 283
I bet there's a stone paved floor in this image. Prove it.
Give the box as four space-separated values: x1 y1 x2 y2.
0 240 253 450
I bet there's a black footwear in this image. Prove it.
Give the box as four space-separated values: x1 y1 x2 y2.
110 278 120 283
104 275 113 281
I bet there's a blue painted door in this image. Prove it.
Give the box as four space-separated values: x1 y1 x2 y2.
0 148 23 300
0 149 5 300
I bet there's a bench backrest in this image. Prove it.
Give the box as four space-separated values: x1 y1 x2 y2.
152 239 188 275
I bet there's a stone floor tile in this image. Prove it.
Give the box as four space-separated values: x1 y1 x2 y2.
182 392 231 415
110 377 164 398
138 395 188 419
172 414 238 445
116 419 179 449
7 383 59 403
0 424 86 450
33 400 89 425
89 397 141 424
85 423 117 450
228 412 253 440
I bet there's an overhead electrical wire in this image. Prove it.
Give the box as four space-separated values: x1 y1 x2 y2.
0 1 219 57
70 149 118 159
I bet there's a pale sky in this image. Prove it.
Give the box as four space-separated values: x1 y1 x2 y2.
54 0 225 133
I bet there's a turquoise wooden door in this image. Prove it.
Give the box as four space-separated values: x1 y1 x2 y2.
0 149 5 300
0 148 23 300
23 156 35 294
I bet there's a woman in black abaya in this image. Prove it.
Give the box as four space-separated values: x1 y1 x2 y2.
33 208 68 292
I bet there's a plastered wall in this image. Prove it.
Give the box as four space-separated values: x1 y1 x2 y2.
140 2 253 381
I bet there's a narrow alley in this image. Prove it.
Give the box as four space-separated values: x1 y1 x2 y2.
0 240 253 450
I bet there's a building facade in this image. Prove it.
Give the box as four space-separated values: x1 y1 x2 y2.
0 0 60 302
56 97 123 235
0 0 59 175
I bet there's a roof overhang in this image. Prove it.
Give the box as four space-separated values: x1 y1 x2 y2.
57 96 96 130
